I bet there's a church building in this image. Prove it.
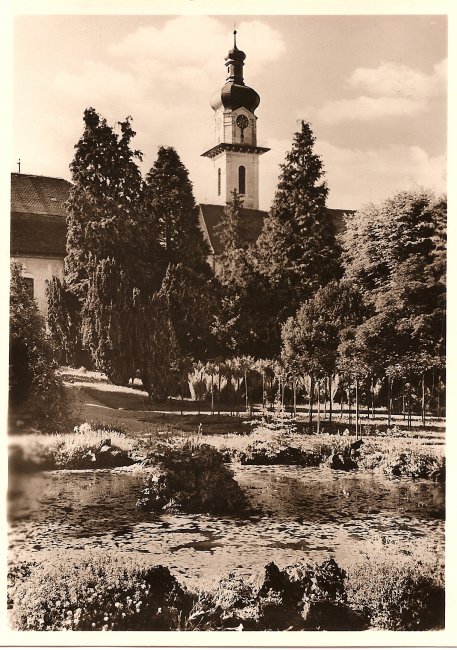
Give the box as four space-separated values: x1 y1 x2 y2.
198 32 270 272
198 32 349 271
10 32 350 314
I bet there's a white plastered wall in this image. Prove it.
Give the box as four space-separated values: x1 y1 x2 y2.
11 256 64 316
213 150 260 209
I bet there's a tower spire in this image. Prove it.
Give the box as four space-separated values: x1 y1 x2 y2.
202 31 269 210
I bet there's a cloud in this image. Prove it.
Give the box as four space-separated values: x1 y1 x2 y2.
349 59 447 99
315 140 446 209
53 62 141 104
318 95 426 124
317 59 446 124
110 16 284 82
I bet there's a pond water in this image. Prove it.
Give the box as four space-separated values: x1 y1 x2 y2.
8 465 445 588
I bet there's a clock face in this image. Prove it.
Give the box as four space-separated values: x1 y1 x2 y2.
236 114 249 129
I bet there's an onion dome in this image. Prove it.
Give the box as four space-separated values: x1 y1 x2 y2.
210 31 260 114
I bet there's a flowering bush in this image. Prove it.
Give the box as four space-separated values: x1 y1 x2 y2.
9 557 193 631
347 555 444 630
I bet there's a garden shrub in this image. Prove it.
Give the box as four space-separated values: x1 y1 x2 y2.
8 425 136 472
9 263 69 432
383 450 445 481
238 438 321 466
347 558 445 630
137 442 247 514
9 556 193 631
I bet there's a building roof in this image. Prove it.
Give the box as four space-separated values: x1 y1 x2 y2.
10 173 71 257
199 203 267 255
199 203 353 255
327 207 354 234
10 173 354 259
11 213 67 257
11 173 71 217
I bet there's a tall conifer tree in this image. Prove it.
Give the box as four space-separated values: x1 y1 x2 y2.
255 120 341 320
52 108 176 395
145 146 210 273
145 146 216 361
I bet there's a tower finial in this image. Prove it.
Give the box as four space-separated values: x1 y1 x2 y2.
233 29 237 48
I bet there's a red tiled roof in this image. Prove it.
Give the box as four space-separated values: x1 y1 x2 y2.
10 173 70 257
199 203 353 255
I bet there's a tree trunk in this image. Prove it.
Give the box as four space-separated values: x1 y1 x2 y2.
245 370 248 413
372 377 375 419
211 372 214 416
329 374 333 423
408 378 412 429
323 378 327 419
309 375 314 433
387 376 392 427
262 371 266 413
293 376 297 418
317 380 321 434
218 370 221 418
181 376 184 416
422 372 426 426
437 373 441 417
229 369 232 416
355 376 359 439
348 378 352 427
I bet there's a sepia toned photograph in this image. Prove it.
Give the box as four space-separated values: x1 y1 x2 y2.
5 0 451 641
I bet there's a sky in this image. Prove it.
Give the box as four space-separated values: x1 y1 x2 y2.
11 7 447 211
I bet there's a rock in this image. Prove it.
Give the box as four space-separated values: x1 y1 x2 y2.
301 601 367 630
328 452 358 471
99 445 112 454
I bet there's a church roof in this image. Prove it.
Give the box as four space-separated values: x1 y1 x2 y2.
199 204 353 255
199 203 267 255
10 173 70 257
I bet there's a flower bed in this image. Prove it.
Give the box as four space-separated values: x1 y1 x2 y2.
9 554 444 631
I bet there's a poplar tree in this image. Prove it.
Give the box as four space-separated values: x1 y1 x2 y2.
255 120 341 321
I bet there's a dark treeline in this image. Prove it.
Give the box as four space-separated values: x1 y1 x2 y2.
46 109 446 420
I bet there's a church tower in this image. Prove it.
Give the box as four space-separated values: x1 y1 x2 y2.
202 31 269 209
